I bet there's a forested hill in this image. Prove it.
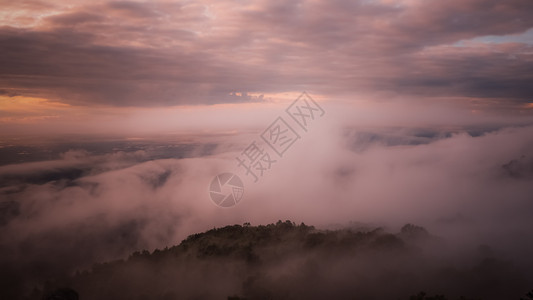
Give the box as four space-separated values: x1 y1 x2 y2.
38 221 531 300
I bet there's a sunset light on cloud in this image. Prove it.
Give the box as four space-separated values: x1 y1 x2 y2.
1 1 533 299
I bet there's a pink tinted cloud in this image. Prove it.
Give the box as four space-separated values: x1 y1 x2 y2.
2 119 533 272
0 0 532 107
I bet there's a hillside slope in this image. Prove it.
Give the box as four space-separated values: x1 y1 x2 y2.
37 221 530 300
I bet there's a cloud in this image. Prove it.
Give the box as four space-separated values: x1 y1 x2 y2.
2 1 533 297
106 1 162 19
1 109 533 294
0 0 532 107
46 11 106 26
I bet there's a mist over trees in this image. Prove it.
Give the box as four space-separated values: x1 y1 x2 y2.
27 221 532 300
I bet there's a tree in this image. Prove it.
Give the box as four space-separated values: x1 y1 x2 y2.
520 290 533 300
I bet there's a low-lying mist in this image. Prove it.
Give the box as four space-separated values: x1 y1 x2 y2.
1 102 532 299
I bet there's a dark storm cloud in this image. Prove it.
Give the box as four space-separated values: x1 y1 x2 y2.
1 0 533 106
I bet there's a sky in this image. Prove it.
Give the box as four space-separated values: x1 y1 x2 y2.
1 0 533 297
0 0 533 133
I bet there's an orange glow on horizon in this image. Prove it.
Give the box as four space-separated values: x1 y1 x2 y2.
0 96 73 123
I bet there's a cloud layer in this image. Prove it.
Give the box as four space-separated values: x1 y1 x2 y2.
1 0 533 106
1 111 533 296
